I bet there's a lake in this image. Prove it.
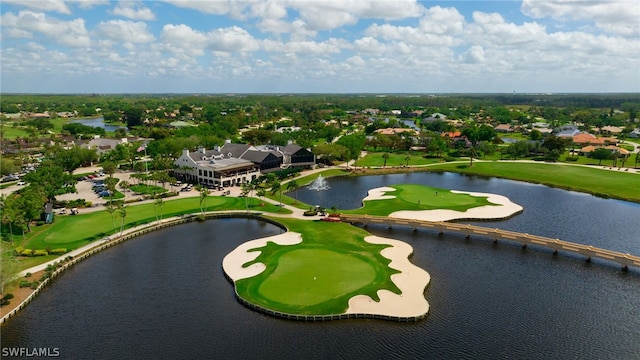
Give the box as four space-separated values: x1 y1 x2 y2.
2 173 639 359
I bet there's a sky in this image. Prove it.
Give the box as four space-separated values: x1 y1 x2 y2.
1 0 639 94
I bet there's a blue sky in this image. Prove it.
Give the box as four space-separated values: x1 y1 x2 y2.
1 0 638 94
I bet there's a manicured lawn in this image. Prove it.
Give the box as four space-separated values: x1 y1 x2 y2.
1 124 30 139
294 169 349 186
427 161 640 202
130 184 167 194
20 196 291 252
235 218 400 315
342 184 495 215
359 151 443 167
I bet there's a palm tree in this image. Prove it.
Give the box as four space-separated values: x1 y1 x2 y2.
404 155 411 167
256 187 266 206
287 180 299 204
119 180 130 200
105 201 117 235
382 152 390 168
270 180 282 206
118 203 127 236
154 196 164 224
198 185 209 215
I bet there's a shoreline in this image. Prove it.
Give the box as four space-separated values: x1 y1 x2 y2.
223 231 430 320
362 186 523 222
346 163 640 204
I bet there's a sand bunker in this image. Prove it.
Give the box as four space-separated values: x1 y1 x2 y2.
364 187 523 221
223 231 430 319
223 232 303 281
346 235 430 318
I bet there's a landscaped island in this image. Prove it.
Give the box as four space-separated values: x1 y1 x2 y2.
222 184 523 321
222 220 431 321
357 185 523 221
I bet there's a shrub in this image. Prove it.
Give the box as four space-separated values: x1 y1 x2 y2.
303 210 317 216
50 248 67 255
21 249 33 257
14 246 24 256
30 280 40 289
24 272 32 278
34 249 49 256
0 294 13 306
19 280 31 288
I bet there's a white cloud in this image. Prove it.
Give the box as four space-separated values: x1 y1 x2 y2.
291 0 424 31
461 45 485 64
160 24 209 56
467 12 547 46
262 38 344 55
159 24 259 57
1 11 90 47
419 6 465 35
113 1 156 21
69 0 111 9
208 26 260 52
521 0 640 36
164 0 255 19
2 0 71 14
95 20 155 43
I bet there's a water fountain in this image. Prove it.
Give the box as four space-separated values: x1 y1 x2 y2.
307 175 330 191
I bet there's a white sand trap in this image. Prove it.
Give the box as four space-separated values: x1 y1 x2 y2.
223 232 303 281
362 187 397 201
346 235 430 318
389 190 523 222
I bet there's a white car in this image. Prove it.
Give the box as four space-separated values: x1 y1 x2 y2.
17 181 26 186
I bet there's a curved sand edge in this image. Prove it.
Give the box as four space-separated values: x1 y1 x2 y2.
223 231 430 319
364 187 523 221
362 186 397 201
222 232 303 281
346 235 430 318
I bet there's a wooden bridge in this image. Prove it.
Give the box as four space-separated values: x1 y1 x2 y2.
340 214 640 271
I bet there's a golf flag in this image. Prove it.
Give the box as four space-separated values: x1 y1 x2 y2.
137 143 146 152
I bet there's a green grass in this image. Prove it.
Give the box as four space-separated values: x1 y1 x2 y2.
235 218 400 315
359 151 443 167
130 184 167 194
428 161 640 202
1 124 30 139
341 184 495 215
294 169 349 186
20 196 291 253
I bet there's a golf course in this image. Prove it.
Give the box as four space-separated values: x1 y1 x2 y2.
222 184 519 320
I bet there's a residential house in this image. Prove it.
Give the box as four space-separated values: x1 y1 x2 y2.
494 124 513 133
572 133 617 146
375 128 419 136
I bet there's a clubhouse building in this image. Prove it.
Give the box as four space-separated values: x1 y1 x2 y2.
174 141 315 187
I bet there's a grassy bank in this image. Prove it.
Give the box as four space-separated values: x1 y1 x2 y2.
341 184 495 216
8 196 291 271
235 217 400 315
426 161 640 203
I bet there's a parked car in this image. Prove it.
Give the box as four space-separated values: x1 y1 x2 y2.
99 190 113 197
17 181 26 186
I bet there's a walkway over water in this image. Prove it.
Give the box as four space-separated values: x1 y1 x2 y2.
340 214 640 271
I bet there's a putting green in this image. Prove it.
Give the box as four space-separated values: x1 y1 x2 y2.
344 183 495 216
233 219 402 315
257 249 376 306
